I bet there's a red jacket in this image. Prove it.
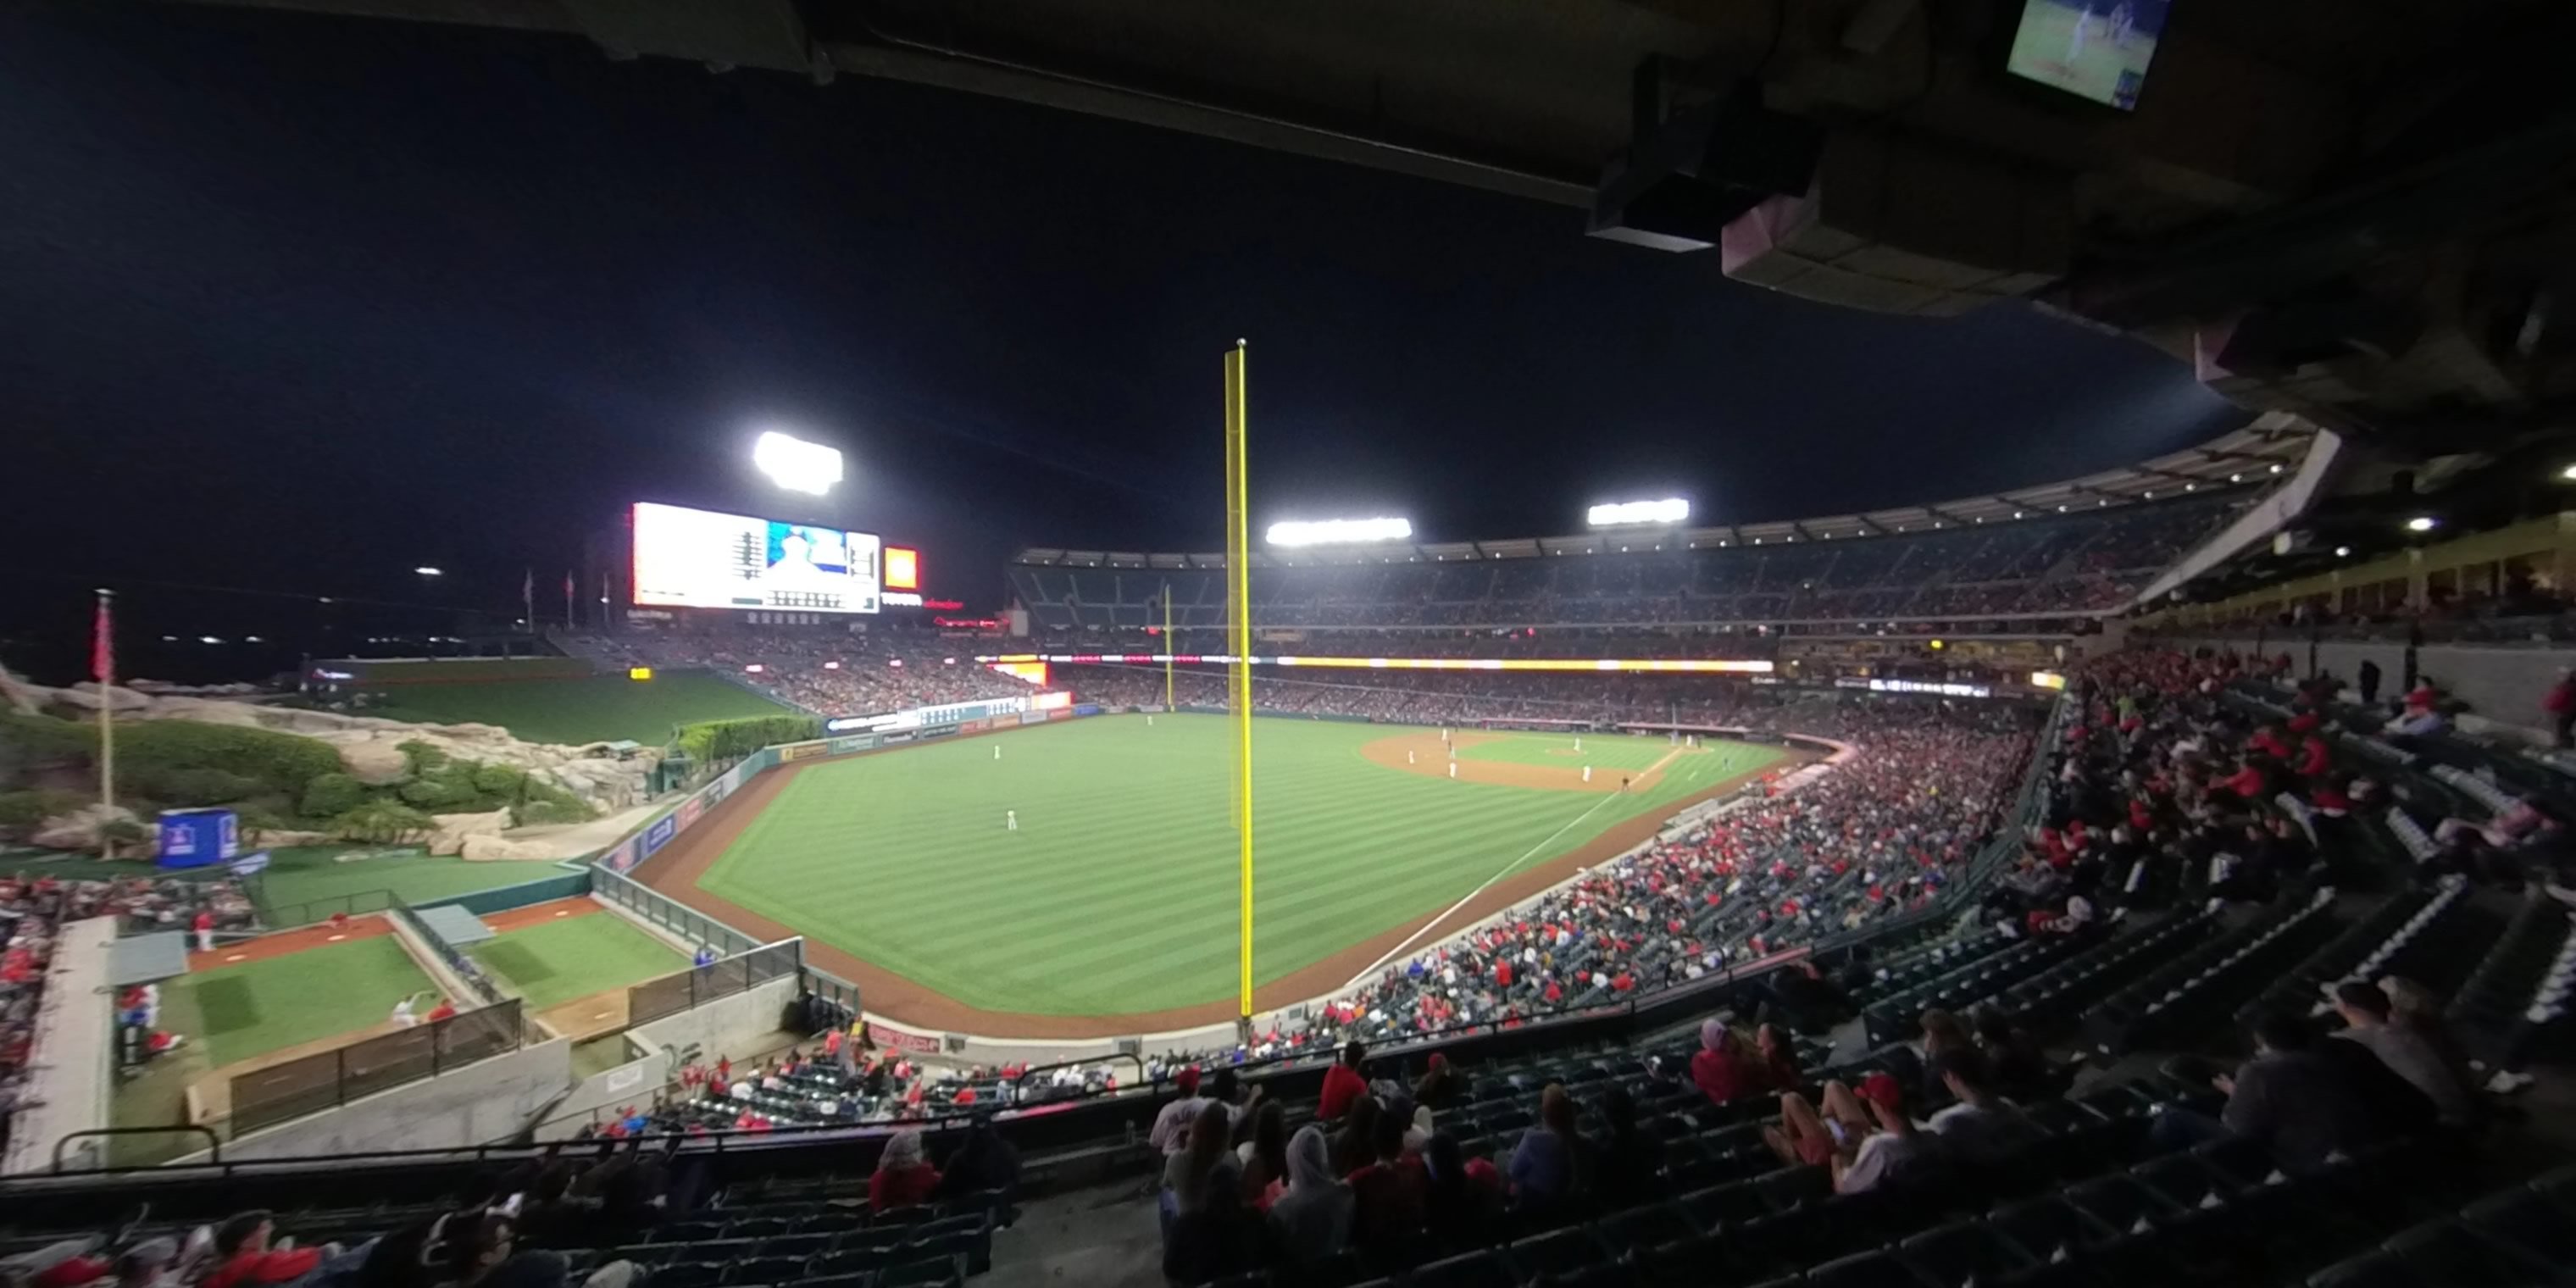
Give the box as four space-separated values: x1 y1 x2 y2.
869 1163 941 1212
203 1247 322 1288
1690 1046 1762 1106
1319 1063 1368 1121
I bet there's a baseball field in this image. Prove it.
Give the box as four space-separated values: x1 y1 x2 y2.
647 713 1792 1035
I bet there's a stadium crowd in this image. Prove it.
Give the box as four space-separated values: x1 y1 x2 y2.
1267 702 2034 1053
558 631 1035 717
1137 645 2563 1283
1016 493 2234 635
0 874 251 1159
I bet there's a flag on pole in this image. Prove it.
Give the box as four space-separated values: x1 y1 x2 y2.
94 589 118 858
564 570 575 627
92 592 114 683
521 568 535 625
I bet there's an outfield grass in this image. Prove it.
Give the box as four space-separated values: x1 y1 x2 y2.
469 913 689 1009
697 715 1782 1016
169 936 435 1067
363 673 795 745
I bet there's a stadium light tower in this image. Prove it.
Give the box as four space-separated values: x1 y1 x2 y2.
752 430 844 497
1265 517 1412 547
1587 498 1690 527
414 566 444 576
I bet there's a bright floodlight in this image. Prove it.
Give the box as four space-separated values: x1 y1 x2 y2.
414 566 444 576
1267 517 1413 547
2405 515 2437 532
1587 498 1690 527
753 430 844 496
2559 464 2576 481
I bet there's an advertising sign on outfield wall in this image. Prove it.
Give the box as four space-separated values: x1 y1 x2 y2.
677 796 705 829
1074 704 1102 717
642 814 679 857
1019 712 1047 726
866 1023 939 1053
919 724 958 741
827 736 876 756
778 741 827 763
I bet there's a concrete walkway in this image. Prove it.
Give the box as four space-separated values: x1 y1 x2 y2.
506 799 663 860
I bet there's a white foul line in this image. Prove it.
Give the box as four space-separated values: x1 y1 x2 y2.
1341 788 1629 991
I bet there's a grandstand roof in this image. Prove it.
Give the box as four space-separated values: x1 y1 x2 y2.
1015 419 2310 569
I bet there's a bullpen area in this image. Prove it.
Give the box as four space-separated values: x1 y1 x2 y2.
642 713 1791 1036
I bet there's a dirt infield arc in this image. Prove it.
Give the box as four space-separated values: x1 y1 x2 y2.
637 726 1809 1040
1362 730 1693 792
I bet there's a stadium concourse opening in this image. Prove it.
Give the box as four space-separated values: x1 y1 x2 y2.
635 714 1808 1038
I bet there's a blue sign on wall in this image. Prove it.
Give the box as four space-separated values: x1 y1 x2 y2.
643 814 679 856
158 808 240 869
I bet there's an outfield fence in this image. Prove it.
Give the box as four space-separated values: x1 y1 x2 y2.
593 867 764 958
625 940 802 1025
227 997 524 1137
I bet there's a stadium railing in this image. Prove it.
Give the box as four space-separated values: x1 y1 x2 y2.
625 939 803 1025
226 997 525 1139
593 866 765 959
255 888 397 930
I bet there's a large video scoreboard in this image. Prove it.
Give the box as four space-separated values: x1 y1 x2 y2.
631 501 883 614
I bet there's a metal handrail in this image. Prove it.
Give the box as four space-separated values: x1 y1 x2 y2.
52 1125 221 1173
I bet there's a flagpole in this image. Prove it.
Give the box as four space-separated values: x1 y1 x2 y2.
94 588 116 860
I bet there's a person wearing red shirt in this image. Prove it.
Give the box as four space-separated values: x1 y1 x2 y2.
192 908 216 952
869 1129 941 1212
954 1085 977 1107
2548 669 2576 749
1318 1041 1368 1122
1610 970 1635 993
2296 734 2332 778
2219 761 2268 802
1691 1021 1763 1106
425 997 458 1024
201 1213 324 1288
1493 958 1514 990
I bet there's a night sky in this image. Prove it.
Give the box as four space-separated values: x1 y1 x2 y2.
0 3 2243 680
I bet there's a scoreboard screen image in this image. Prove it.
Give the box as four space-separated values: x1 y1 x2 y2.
631 501 882 614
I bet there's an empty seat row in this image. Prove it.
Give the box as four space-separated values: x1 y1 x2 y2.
2083 890 2340 1056
2429 763 2518 816
2239 882 2461 1024
1999 908 2220 1030
2303 1163 2576 1287
1861 936 2090 1046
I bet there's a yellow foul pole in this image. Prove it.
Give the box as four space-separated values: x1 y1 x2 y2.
1224 341 1253 1022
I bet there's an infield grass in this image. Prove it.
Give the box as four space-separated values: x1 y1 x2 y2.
469 913 690 1009
362 673 795 746
696 714 1783 1016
